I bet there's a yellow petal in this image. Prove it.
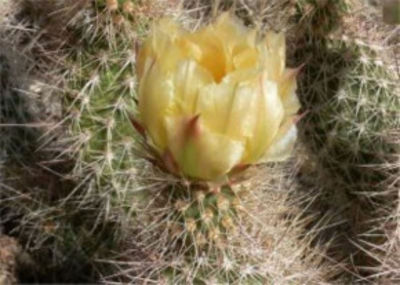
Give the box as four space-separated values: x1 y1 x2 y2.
137 43 151 80
195 71 286 163
183 12 259 82
243 76 284 163
195 80 236 134
138 61 173 150
171 60 214 116
279 69 300 116
223 82 259 141
137 18 186 78
223 67 260 83
212 13 259 77
195 76 257 141
185 29 226 82
195 129 244 180
213 12 247 40
164 116 244 180
212 12 258 50
233 48 259 70
261 32 286 80
262 118 298 162
137 19 181 78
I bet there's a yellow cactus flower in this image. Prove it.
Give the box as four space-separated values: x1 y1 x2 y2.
137 13 300 180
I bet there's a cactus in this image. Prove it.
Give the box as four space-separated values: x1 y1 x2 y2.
0 0 360 283
372 151 400 283
61 2 334 284
0 1 131 282
293 0 350 39
1 0 172 282
292 0 400 280
292 0 399 202
97 163 337 284
0 45 39 161
297 38 399 192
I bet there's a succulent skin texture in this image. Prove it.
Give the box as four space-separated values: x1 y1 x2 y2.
137 13 300 180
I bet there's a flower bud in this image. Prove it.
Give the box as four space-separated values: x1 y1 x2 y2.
137 13 300 180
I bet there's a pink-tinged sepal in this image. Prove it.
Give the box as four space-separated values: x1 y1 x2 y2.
184 114 202 139
294 63 306 76
229 164 251 177
163 149 180 175
129 114 147 138
282 64 304 85
293 110 309 124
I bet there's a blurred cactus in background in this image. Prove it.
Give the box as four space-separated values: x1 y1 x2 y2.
296 38 399 196
293 0 400 281
293 0 350 38
0 45 39 160
383 0 400 24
